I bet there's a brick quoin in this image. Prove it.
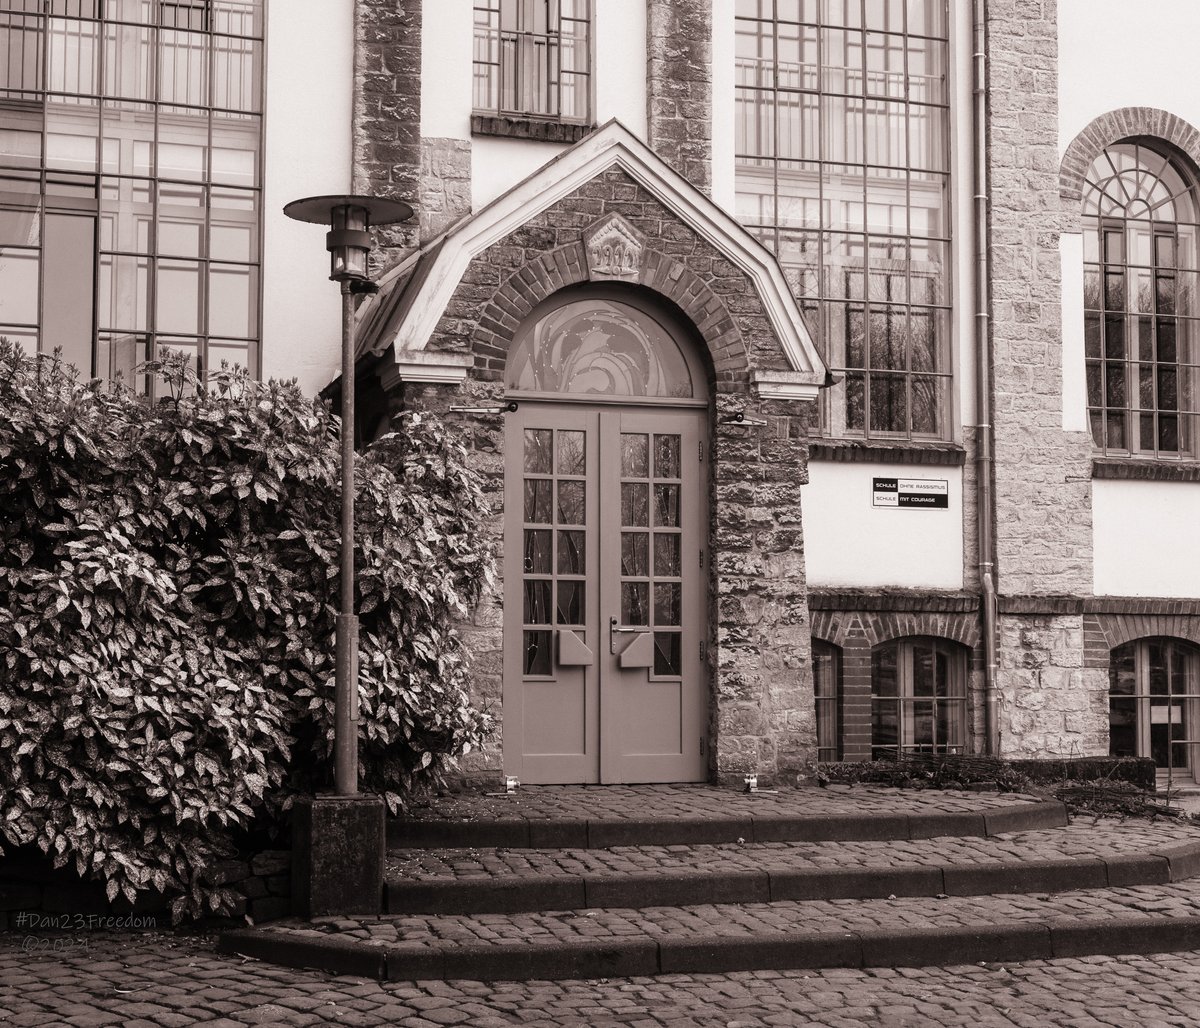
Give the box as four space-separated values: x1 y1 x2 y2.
647 0 713 194
353 0 422 269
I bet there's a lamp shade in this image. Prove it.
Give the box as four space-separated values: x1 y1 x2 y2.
283 194 414 283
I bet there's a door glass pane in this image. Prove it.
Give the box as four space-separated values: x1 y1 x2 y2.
621 482 649 526
621 433 648 476
557 580 584 625
523 580 551 624
557 429 585 475
524 428 552 472
557 530 584 574
653 484 680 527
524 479 552 522
523 529 551 574
621 532 648 576
654 534 681 576
622 582 648 625
654 583 681 626
654 632 681 676
523 630 552 676
556 480 585 524
654 434 681 478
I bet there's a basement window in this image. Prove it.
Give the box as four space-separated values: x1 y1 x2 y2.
871 637 966 759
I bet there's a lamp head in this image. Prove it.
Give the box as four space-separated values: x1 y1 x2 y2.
283 194 414 283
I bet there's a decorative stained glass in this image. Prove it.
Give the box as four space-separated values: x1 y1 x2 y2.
507 299 694 398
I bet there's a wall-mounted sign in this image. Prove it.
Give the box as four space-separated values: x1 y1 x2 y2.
872 477 949 509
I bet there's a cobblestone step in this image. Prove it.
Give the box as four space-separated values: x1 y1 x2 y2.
387 792 1067 849
383 820 1200 913
220 880 1200 981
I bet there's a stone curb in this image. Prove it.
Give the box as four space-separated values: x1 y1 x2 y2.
385 800 1068 850
218 913 1200 981
384 843 1194 915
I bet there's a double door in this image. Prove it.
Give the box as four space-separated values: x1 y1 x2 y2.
503 402 708 783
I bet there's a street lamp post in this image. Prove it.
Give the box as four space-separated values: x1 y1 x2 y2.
283 194 413 797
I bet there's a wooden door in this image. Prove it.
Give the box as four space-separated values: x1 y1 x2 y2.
503 403 708 784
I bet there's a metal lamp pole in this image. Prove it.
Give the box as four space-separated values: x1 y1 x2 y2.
282 194 413 796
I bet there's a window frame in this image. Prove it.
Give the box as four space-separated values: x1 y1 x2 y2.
1083 141 1199 461
472 0 593 126
870 635 966 760
812 639 842 762
732 0 954 443
1108 637 1200 784
0 0 264 392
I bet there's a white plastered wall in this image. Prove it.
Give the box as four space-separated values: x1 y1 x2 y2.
260 0 353 394
1059 1 1200 592
457 1 649 211
1093 480 1200 597
1058 1 1200 157
801 463 965 590
261 1 350 393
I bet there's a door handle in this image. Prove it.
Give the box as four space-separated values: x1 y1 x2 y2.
610 617 647 634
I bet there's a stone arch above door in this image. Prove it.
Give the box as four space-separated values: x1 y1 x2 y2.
471 233 745 388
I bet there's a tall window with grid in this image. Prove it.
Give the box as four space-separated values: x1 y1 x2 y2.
1083 142 1199 459
0 0 263 391
734 0 951 440
473 0 590 124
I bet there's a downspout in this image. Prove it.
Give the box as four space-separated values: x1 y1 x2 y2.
972 0 1000 755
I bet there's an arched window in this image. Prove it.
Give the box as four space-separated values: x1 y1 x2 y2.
812 640 841 762
871 637 966 759
1083 142 1199 458
506 292 701 400
1109 638 1200 784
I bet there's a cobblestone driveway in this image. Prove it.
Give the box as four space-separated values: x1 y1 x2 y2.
2 932 1200 1026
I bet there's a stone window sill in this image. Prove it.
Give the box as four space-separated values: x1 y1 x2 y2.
1092 456 1200 482
470 113 593 144
809 438 966 466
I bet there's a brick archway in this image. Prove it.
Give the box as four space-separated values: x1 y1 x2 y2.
1060 107 1200 206
1084 613 1200 668
469 241 749 386
811 609 981 652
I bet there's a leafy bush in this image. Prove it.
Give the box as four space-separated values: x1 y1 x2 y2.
0 343 494 919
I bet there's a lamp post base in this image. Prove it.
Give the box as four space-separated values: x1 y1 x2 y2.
291 794 384 917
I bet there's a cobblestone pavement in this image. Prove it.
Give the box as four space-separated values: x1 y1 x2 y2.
400 784 1042 824
387 817 1200 880
4 932 1200 1026
259 878 1200 950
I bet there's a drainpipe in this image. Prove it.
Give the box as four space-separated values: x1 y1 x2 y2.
972 0 1000 756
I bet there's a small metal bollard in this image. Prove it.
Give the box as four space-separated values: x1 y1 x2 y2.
505 775 520 794
744 774 758 793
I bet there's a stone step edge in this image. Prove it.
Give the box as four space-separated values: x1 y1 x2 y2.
383 841 1200 914
387 799 1068 849
219 913 1200 982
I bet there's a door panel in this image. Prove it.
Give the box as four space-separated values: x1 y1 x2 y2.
504 408 600 783
504 403 708 784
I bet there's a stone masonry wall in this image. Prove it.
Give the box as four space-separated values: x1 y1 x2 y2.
996 613 1108 758
392 166 818 780
354 0 422 270
420 138 473 243
986 0 1093 599
646 0 713 195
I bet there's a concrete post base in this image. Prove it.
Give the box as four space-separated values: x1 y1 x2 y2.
291 794 385 918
